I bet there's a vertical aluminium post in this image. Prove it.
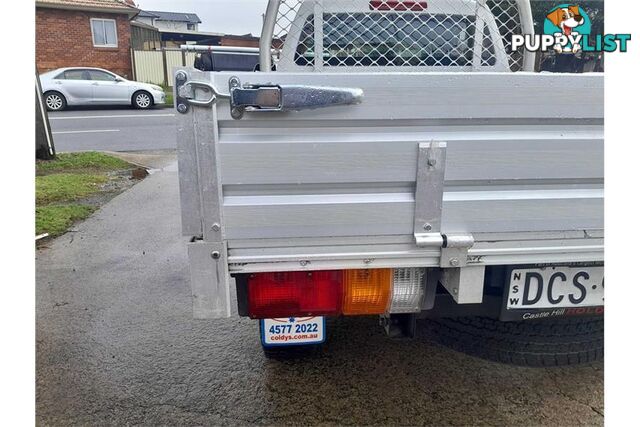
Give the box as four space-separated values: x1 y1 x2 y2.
175 68 231 319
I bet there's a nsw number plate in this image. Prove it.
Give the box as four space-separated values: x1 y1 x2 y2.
502 265 604 321
260 317 325 347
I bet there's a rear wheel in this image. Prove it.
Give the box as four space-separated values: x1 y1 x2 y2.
423 316 604 367
132 91 153 109
44 91 66 111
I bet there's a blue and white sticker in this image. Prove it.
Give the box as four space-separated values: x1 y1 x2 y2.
260 317 325 347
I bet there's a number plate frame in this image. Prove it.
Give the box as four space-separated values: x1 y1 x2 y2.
260 316 326 347
500 263 604 321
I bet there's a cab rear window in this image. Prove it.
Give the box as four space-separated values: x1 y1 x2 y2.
295 12 477 67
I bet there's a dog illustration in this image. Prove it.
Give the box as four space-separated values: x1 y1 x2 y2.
547 5 585 53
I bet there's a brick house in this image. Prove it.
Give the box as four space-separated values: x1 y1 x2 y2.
36 0 139 78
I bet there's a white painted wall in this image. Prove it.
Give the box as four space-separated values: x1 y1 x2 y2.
136 16 155 26
152 20 199 32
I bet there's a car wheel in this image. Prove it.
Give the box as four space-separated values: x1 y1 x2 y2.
133 91 153 109
44 91 66 111
422 316 604 367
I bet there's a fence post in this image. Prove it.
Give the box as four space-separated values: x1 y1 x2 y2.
130 48 137 81
161 48 168 87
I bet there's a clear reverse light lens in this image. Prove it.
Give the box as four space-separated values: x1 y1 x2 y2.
389 268 425 313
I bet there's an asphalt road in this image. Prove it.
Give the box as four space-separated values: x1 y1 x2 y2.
36 155 604 426
48 107 176 152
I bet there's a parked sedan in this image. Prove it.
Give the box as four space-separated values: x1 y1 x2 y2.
40 67 166 111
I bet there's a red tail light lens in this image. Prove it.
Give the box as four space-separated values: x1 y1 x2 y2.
370 1 428 11
248 271 342 318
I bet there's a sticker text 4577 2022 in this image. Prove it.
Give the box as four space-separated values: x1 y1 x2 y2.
261 317 325 347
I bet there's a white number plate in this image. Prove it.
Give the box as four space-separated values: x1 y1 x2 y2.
507 266 604 310
261 317 325 347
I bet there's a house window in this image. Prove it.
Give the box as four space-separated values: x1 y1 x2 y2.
90 18 118 47
187 23 195 30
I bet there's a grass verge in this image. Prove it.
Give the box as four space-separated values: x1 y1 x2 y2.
36 152 139 239
36 173 108 205
36 205 97 237
37 152 131 175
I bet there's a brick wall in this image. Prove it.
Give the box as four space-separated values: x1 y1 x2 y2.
36 8 133 78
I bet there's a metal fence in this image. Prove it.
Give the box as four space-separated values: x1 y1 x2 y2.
131 49 197 86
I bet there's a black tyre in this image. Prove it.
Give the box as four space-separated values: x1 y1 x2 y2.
44 91 66 111
132 91 153 109
423 316 604 367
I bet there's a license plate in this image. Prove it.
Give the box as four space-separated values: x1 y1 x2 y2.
260 317 325 347
506 265 604 313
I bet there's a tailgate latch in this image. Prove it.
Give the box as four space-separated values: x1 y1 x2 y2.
228 77 364 119
176 76 364 119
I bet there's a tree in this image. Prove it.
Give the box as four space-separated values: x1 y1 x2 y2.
35 72 55 160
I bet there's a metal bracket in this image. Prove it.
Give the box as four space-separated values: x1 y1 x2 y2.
174 70 190 113
414 142 447 248
380 314 417 338
440 266 486 304
439 234 483 304
188 240 231 318
440 234 475 268
176 78 227 113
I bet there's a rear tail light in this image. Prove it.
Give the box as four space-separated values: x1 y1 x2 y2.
342 269 392 315
247 268 426 318
248 271 342 318
389 268 425 313
370 1 428 11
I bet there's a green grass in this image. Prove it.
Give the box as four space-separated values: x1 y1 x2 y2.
37 152 131 175
36 173 108 205
164 88 174 107
36 152 139 239
36 205 97 237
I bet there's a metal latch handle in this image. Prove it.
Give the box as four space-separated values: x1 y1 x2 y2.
228 77 364 119
176 76 364 119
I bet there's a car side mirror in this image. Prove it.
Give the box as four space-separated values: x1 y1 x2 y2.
115 78 124 83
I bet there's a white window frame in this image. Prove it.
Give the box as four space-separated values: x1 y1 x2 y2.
90 18 118 48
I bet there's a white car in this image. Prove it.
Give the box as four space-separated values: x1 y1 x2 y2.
39 67 166 111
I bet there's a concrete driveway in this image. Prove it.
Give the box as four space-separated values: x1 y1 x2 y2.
36 156 604 426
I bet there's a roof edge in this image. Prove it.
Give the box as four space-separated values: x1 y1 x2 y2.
35 1 139 18
141 10 202 24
